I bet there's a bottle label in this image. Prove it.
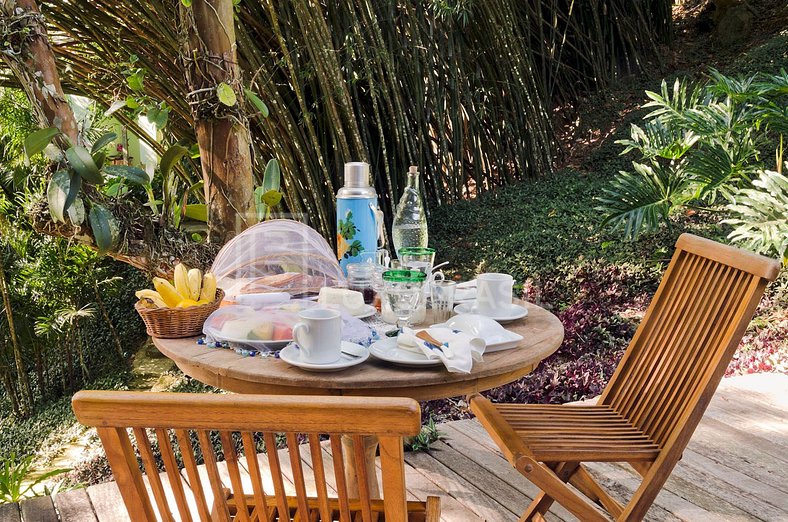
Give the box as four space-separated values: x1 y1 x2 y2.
337 197 378 273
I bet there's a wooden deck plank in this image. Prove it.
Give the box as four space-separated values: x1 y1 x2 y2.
584 462 723 522
716 373 788 410
681 448 788 512
52 489 98 522
404 447 517 521
664 450 786 521
703 392 788 448
442 420 574 522
0 503 20 522
425 439 535 518
86 481 130 522
399 457 484 522
19 495 58 522
687 416 788 487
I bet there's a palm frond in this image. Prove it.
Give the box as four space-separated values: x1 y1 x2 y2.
724 166 788 260
616 120 699 160
597 160 693 240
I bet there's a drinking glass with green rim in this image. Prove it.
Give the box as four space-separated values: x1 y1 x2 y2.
382 269 427 329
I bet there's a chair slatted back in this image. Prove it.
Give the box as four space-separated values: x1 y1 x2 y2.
600 234 780 448
72 391 421 522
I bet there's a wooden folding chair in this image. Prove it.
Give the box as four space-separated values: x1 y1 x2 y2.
73 391 440 522
469 233 781 521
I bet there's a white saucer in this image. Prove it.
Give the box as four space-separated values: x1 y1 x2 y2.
353 304 377 319
279 342 369 372
452 303 529 323
369 337 443 368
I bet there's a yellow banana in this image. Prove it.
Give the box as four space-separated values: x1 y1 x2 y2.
176 299 199 308
174 263 190 299
153 277 184 308
187 268 202 301
135 289 166 308
200 272 217 302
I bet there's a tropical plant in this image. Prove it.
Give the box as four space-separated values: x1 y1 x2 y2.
0 453 69 504
405 416 445 452
599 69 788 239
724 164 788 261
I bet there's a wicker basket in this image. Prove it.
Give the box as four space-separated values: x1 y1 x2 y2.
135 289 224 339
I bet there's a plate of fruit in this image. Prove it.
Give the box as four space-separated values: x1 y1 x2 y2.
202 301 315 350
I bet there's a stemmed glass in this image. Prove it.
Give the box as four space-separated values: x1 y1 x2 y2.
382 270 427 330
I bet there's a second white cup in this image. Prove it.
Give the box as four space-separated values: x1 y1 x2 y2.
292 308 342 364
476 273 514 316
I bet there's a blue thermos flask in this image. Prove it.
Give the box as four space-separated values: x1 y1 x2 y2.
336 162 380 273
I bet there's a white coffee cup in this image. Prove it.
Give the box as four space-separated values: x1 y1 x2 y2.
476 273 514 316
292 308 342 364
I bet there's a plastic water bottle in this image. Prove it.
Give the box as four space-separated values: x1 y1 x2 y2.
392 166 428 257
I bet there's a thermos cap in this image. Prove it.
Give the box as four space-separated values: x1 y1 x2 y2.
344 162 370 188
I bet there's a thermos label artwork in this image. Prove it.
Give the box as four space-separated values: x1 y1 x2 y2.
336 161 380 274
336 199 377 271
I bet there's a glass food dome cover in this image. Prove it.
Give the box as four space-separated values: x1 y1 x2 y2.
211 219 346 298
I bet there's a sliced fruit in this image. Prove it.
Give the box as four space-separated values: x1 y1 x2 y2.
135 289 166 308
200 272 217 302
176 299 199 308
174 263 190 298
187 268 202 300
153 277 183 307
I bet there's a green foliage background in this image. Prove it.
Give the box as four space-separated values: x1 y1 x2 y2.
16 0 672 241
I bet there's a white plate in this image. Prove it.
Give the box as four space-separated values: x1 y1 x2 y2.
353 304 377 319
369 337 443 367
452 303 529 323
279 342 369 372
432 314 524 352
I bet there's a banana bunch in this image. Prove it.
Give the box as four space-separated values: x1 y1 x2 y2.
136 263 217 309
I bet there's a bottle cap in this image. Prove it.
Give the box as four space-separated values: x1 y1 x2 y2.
408 165 419 175
344 162 370 187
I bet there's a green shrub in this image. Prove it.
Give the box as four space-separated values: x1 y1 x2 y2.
429 168 723 286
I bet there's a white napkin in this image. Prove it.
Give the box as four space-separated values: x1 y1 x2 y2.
397 327 485 373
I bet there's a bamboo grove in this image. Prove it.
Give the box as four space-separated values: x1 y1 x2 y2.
14 0 672 241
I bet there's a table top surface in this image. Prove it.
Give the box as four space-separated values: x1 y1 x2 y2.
153 299 564 401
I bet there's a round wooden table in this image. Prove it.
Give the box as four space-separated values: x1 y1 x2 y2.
154 299 562 498
153 300 563 401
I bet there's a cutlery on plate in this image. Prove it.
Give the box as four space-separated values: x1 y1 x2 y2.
416 331 454 358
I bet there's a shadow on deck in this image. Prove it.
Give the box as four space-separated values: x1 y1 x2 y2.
2 373 786 521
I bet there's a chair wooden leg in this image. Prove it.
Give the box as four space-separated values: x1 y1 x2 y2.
520 462 579 521
516 457 609 522
423 496 441 522
569 465 624 519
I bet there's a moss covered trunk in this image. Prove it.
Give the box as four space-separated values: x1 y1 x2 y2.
183 0 256 245
0 0 79 143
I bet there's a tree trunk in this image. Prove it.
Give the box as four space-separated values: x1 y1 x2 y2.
0 252 32 414
0 0 79 143
0 360 21 416
183 0 257 245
